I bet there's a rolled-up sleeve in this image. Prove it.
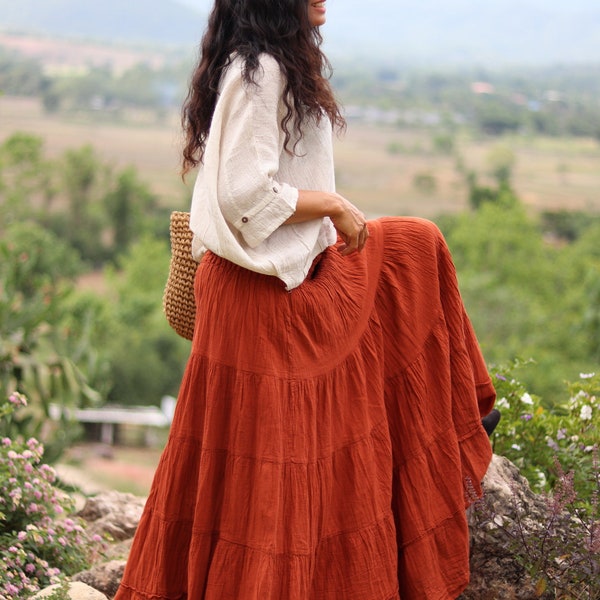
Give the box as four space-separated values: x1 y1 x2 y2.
214 55 298 248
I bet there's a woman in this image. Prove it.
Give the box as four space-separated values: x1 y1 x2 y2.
115 1 496 599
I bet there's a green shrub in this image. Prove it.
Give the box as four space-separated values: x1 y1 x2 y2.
413 171 438 193
490 359 598 499
0 223 100 461
471 360 599 598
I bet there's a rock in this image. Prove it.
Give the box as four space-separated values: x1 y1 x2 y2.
73 560 126 599
32 581 108 599
78 491 146 542
460 454 562 599
476 453 544 511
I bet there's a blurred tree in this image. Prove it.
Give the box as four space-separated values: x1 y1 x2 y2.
46 68 114 113
60 296 112 396
413 171 437 194
113 64 161 108
54 145 112 264
473 96 523 135
0 49 47 96
444 199 595 401
432 132 455 155
486 144 516 187
104 166 158 256
463 170 516 211
0 222 101 461
562 222 600 363
0 133 54 226
580 268 600 361
104 235 189 406
540 210 600 243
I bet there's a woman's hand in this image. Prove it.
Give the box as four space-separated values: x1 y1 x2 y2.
328 194 369 255
285 190 369 255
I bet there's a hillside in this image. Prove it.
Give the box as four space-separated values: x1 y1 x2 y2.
324 0 600 65
1 0 600 64
0 0 205 46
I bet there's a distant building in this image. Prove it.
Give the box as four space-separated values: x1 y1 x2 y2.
471 82 495 95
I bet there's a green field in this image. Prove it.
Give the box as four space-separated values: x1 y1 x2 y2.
2 95 599 218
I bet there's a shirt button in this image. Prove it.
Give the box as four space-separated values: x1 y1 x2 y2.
273 186 279 193
241 217 249 223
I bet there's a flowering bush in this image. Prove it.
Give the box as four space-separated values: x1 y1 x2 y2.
471 361 599 598
490 359 598 500
0 393 105 599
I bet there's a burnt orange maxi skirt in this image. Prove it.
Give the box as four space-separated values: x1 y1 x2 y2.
115 217 495 600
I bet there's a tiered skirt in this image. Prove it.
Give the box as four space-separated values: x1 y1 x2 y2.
115 217 495 600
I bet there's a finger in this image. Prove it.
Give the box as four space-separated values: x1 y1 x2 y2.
357 223 369 251
340 233 361 256
338 243 358 256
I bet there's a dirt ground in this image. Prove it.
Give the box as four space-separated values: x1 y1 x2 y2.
56 444 162 498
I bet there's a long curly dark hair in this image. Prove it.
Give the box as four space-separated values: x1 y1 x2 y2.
181 0 345 175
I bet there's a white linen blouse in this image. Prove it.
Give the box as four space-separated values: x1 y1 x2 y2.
189 53 338 291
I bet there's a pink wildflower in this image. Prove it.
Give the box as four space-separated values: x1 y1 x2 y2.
8 393 27 407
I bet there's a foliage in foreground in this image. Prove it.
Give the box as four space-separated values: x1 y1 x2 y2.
490 360 598 498
470 451 599 599
478 361 599 598
0 393 106 600
0 222 104 461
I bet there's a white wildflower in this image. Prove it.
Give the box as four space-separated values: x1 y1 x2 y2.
497 397 510 410
580 372 595 379
580 405 593 421
569 390 588 406
511 444 522 451
520 392 534 405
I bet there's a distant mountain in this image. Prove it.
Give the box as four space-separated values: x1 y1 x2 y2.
1 0 600 65
322 0 600 66
0 0 205 46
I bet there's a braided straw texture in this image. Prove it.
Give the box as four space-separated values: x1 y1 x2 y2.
163 211 197 341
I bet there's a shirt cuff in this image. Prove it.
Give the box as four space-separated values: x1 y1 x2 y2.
233 183 298 248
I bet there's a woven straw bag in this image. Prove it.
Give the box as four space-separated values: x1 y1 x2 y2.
163 211 197 341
